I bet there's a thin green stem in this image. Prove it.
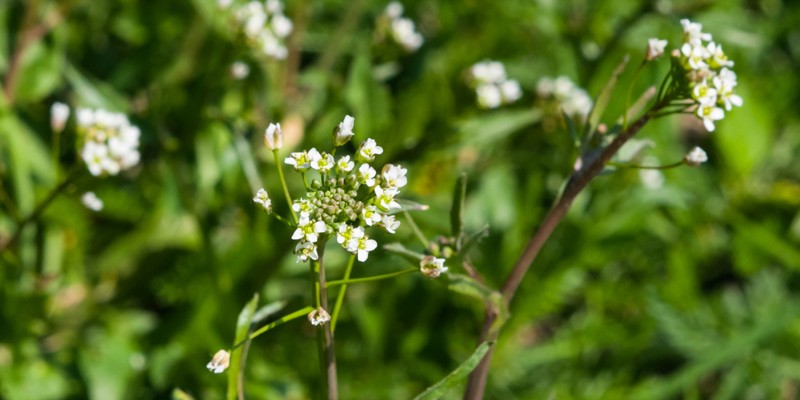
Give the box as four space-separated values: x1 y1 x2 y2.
326 267 418 288
607 160 685 170
52 129 62 181
0 179 20 222
331 254 356 333
0 166 82 254
270 212 294 227
230 306 315 350
403 210 428 248
273 149 297 223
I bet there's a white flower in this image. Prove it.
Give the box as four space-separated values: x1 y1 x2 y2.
230 61 250 79
385 2 404 19
713 68 743 111
307 307 331 326
347 235 378 262
253 188 272 212
697 101 725 132
309 149 334 173
374 186 400 211
646 38 668 61
218 0 233 9
390 18 423 52
681 43 709 71
471 61 507 84
706 41 733 69
684 146 708 166
420 255 447 278
292 198 313 216
336 155 355 173
500 80 522 103
334 115 355 146
536 77 555 97
680 19 712 46
337 224 364 247
76 108 95 127
271 14 293 38
264 123 283 150
361 205 382 226
691 79 718 104
81 192 103 212
380 214 400 234
292 214 327 243
476 84 502 109
357 164 377 187
357 138 383 162
206 350 230 374
553 76 576 99
381 164 407 189
285 151 310 170
295 240 319 262
82 142 112 176
51 102 70 133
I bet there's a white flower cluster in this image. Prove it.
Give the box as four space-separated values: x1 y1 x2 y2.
221 0 293 60
76 108 141 177
468 61 522 109
675 19 743 132
265 116 405 263
536 76 593 120
381 2 424 52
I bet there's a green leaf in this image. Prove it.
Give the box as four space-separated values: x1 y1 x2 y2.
14 41 63 103
412 341 494 400
344 51 391 135
227 293 259 400
587 55 629 134
459 109 542 145
171 388 196 400
450 173 467 238
63 62 130 111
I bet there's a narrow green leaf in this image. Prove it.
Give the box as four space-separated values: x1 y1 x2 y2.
171 388 195 400
412 341 494 400
450 173 467 238
227 294 259 400
63 62 130 111
587 55 629 134
459 109 542 145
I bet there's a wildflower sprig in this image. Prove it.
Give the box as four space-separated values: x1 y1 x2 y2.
536 76 593 120
218 0 293 60
376 2 424 53
655 19 743 131
468 61 522 109
76 107 141 177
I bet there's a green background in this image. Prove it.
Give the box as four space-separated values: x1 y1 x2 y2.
1 0 800 398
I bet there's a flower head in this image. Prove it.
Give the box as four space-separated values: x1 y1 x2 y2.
684 146 708 166
51 102 70 133
76 107 141 177
206 350 230 374
420 255 447 278
334 115 355 146
264 123 283 150
468 61 522 108
357 138 383 162
646 38 668 61
308 307 331 326
81 192 103 212
253 188 272 212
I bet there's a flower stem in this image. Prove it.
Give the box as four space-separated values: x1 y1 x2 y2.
330 254 356 333
464 108 659 400
312 242 338 399
326 267 418 288
622 63 645 131
607 160 685 170
403 210 429 248
273 149 297 223
230 306 315 350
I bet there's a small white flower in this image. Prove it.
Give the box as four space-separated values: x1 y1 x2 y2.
385 2 404 19
380 214 400 234
295 240 319 262
680 19 712 46
81 192 103 212
309 150 334 173
348 235 378 262
336 223 364 246
334 115 355 146
253 188 272 212
292 214 327 243
307 307 331 326
336 155 355 173
230 61 250 79
218 0 233 9
285 151 310 170
691 79 718 104
391 18 423 52
706 41 733 69
500 80 522 103
357 138 383 162
374 186 400 211
381 164 407 189
471 61 507 84
681 43 709 71
51 102 70 133
357 163 377 187
76 108 95 127
206 350 230 374
420 255 447 278
645 38 668 61
361 205 382 226
82 141 111 176
684 146 708 166
476 84 502 109
697 101 725 132
292 198 313 216
264 123 283 150
713 69 743 111
271 14 293 38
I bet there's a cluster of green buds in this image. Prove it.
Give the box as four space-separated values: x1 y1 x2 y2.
254 115 406 263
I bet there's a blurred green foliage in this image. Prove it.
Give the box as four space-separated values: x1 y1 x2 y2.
1 0 800 399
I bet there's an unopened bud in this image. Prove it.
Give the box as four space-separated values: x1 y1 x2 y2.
264 123 283 150
51 102 70 133
333 115 355 146
683 146 708 166
645 38 668 61
420 255 448 278
206 350 230 374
